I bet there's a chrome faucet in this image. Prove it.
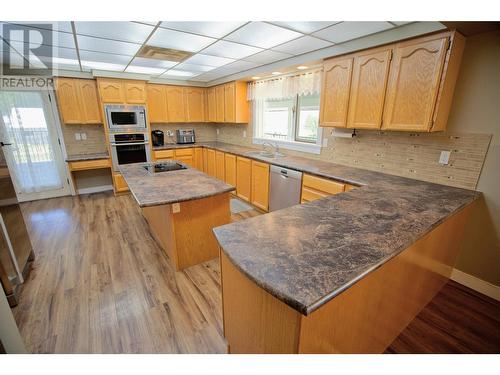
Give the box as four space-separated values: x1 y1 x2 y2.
262 141 280 155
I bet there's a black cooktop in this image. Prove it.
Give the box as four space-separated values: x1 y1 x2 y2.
143 162 187 173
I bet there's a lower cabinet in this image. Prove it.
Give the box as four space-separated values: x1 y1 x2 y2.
206 149 216 177
301 174 349 203
250 160 270 212
224 153 237 186
215 151 225 181
174 148 194 167
113 173 129 193
194 148 204 170
153 149 174 160
236 156 251 202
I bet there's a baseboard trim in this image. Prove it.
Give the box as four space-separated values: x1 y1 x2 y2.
77 185 113 195
450 268 500 301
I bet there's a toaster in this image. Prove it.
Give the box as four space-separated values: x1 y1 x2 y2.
176 129 195 144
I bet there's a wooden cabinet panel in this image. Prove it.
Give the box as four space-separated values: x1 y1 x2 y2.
98 79 125 103
176 155 194 167
320 56 353 127
185 87 205 122
301 174 345 203
382 36 449 132
165 86 186 122
215 151 225 181
347 49 392 130
113 173 129 192
68 158 110 171
56 78 83 124
236 156 251 202
78 79 101 124
301 187 328 203
154 149 174 159
224 153 237 186
251 160 269 211
174 148 193 157
146 84 168 123
202 148 208 173
207 87 217 122
215 85 225 122
194 147 204 170
124 81 146 104
206 149 216 177
224 82 236 123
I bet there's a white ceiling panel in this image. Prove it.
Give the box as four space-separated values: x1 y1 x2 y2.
224 22 303 49
272 35 332 55
75 21 154 44
7 21 73 34
201 40 262 59
81 61 127 72
148 28 216 52
183 53 234 67
79 50 132 65
125 65 165 75
130 57 177 68
6 41 78 60
4 27 76 49
243 49 292 64
174 62 216 73
160 21 246 38
217 60 261 74
269 21 339 34
162 69 200 78
77 35 141 56
312 21 394 43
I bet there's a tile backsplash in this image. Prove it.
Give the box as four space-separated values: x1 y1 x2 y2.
61 124 108 156
151 123 217 143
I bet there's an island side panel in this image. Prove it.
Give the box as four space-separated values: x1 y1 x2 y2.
220 251 301 354
298 202 474 354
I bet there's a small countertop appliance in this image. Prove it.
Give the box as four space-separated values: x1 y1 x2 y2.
176 129 195 144
151 130 164 147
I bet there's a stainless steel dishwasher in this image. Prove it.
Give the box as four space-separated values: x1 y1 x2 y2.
269 165 303 212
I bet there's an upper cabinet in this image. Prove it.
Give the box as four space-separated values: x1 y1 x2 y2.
55 78 101 125
146 84 168 123
215 85 225 122
124 81 147 104
320 30 465 132
207 87 217 122
97 78 146 104
165 86 186 122
224 82 236 122
185 87 205 122
320 56 353 127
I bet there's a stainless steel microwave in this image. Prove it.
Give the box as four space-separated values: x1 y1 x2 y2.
105 104 147 132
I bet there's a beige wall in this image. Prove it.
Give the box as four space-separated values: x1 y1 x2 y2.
61 123 108 156
150 123 217 143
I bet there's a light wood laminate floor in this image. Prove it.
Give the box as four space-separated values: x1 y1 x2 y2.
13 192 500 353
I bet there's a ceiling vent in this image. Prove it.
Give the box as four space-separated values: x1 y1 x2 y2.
137 45 193 62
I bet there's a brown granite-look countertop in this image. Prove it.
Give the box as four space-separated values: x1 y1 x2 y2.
66 152 109 162
119 162 235 207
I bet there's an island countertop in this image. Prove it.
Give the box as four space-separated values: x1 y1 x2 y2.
119 162 235 207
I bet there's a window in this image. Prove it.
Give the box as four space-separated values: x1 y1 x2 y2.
254 93 321 153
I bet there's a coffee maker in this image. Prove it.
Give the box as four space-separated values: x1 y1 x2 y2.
151 130 164 146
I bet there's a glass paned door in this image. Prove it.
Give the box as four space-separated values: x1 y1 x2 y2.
0 91 70 202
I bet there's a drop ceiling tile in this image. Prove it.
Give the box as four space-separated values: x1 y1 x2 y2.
269 21 339 34
130 57 177 68
7 41 78 60
81 61 126 72
79 50 132 65
7 21 73 33
160 21 246 38
184 53 234 67
77 35 141 56
224 21 303 49
218 60 261 74
312 21 394 43
161 69 200 78
75 21 154 44
272 35 332 55
201 40 263 59
174 62 216 73
243 49 292 64
148 28 216 52
125 65 165 75
3 25 75 49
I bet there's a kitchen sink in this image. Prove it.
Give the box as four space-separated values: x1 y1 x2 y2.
245 150 285 159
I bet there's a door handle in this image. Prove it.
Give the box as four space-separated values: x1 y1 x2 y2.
1 142 12 147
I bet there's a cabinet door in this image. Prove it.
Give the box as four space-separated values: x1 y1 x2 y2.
146 84 168 123
125 81 146 104
176 155 194 167
207 87 217 122
78 79 102 124
224 153 236 186
165 86 186 122
98 79 125 103
206 149 216 177
185 87 205 122
215 151 225 181
194 147 204 170
320 57 353 127
251 160 269 211
224 82 235 123
347 49 392 129
382 36 449 132
236 156 251 202
202 148 208 173
56 78 83 124
215 85 225 122
113 173 129 192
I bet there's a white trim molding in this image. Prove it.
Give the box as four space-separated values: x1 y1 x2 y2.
451 268 500 302
77 185 114 195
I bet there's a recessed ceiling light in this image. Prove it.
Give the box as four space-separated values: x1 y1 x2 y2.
297 65 308 70
251 76 261 80
271 71 281 75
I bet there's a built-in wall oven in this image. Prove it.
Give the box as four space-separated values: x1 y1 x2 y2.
109 133 151 172
105 104 147 132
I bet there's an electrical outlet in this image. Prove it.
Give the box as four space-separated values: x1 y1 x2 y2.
172 203 180 213
439 150 451 165
81 132 87 140
243 130 247 138
322 137 328 147
216 128 220 135
75 133 81 141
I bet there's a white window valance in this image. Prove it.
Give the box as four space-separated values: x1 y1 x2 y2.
247 69 322 101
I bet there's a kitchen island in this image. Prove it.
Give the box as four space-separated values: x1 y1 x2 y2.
120 162 234 271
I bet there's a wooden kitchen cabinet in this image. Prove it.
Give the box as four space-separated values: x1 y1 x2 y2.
146 84 168 123
223 81 249 123
154 149 174 160
185 87 205 122
78 79 102 124
236 156 251 202
56 78 102 124
347 48 392 129
97 78 126 103
215 151 225 181
124 81 147 103
207 87 217 122
113 173 129 193
251 160 270 211
301 174 345 203
224 82 236 122
165 86 186 122
206 149 216 177
194 147 204 171
215 85 225 122
320 56 353 127
224 153 237 186
202 148 208 173
174 148 194 167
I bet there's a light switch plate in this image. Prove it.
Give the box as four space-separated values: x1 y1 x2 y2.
243 130 247 138
75 133 81 140
322 137 328 147
81 132 87 140
172 203 180 213
216 128 220 135
439 150 451 165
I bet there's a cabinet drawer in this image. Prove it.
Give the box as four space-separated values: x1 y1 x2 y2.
301 187 329 203
176 155 194 167
303 174 345 195
174 148 193 157
154 150 174 159
68 158 110 171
